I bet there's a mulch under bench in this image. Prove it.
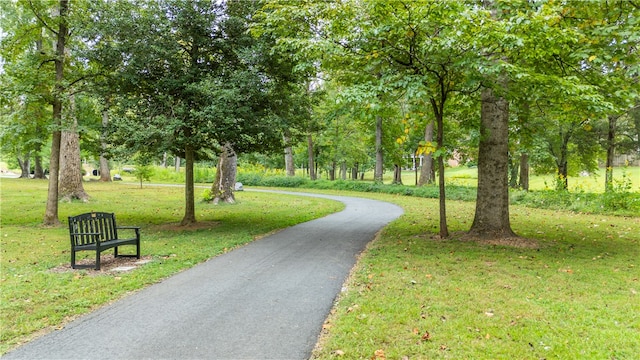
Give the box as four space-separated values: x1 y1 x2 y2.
49 255 153 274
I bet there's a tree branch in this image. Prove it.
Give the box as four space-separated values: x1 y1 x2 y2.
28 0 58 36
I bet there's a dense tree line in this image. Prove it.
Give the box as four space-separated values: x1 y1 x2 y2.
1 1 638 237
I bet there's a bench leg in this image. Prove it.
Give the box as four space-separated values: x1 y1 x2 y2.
95 250 101 271
114 246 119 258
71 250 76 269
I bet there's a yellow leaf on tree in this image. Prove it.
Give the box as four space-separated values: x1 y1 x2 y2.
588 55 597 62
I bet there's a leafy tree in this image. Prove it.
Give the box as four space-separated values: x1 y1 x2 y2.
89 0 308 224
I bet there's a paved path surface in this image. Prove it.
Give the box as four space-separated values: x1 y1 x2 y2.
3 191 403 360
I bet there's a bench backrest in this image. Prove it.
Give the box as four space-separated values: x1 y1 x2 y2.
68 212 118 246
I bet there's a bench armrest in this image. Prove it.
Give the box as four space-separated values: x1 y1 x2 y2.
117 226 140 230
117 226 140 238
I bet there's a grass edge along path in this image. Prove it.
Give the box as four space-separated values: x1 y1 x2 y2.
309 192 639 360
0 179 344 355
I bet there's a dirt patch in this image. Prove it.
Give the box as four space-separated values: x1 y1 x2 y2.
417 231 541 249
458 232 540 249
49 255 153 275
152 221 220 232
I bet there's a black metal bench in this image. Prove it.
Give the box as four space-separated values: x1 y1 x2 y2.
68 212 141 270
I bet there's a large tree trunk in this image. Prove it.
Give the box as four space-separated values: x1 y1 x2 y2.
605 114 617 191
307 134 316 180
59 96 89 202
181 145 196 226
468 87 516 239
211 142 237 204
418 120 434 186
99 103 111 182
43 0 68 226
374 115 384 183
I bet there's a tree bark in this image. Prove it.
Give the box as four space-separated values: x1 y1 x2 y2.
18 152 30 178
605 115 617 191
307 134 316 180
59 95 89 202
211 142 237 204
284 133 295 176
468 87 516 238
393 164 403 184
44 0 69 226
509 153 519 188
99 103 111 182
33 146 45 179
418 120 434 186
180 145 196 226
374 115 383 183
518 153 529 191
430 97 449 239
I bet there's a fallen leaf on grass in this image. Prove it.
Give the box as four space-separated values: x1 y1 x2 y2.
372 349 386 359
421 331 432 341
333 350 345 356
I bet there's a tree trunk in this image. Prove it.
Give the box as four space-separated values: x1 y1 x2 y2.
33 146 45 179
518 153 529 191
554 131 570 191
180 145 196 226
605 115 617 191
211 142 237 205
99 104 111 182
18 152 30 178
509 153 519 188
307 134 316 180
59 96 89 202
430 98 449 239
468 87 515 239
393 164 402 184
161 152 168 168
175 156 181 172
43 0 69 226
374 115 384 183
284 133 295 176
418 120 434 186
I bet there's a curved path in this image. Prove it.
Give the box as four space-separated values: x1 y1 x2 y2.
3 191 403 360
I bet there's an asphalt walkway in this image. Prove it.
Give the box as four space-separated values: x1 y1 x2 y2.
3 191 403 360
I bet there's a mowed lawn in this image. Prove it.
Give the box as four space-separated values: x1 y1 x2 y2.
1 178 639 358
311 193 640 359
0 178 344 354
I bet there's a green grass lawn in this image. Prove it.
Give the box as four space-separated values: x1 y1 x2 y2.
0 178 344 354
311 192 640 359
1 178 639 358
407 166 640 193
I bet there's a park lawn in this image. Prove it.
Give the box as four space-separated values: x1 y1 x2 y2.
1 179 639 358
408 166 640 193
0 178 344 354
311 193 640 359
